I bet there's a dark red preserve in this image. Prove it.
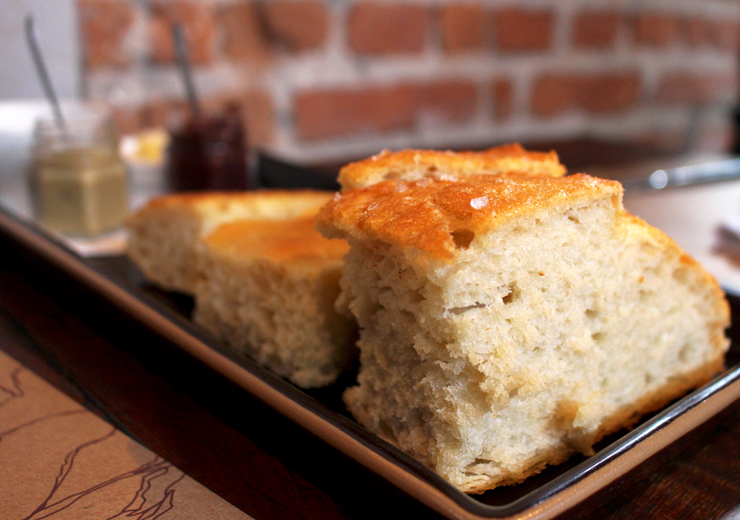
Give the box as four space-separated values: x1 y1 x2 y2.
167 104 251 191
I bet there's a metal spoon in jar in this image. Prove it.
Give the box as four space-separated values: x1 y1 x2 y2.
172 23 202 120
24 14 67 135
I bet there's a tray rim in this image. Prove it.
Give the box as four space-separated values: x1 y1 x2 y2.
2 205 739 520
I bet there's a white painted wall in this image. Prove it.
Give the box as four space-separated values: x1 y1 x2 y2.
0 0 81 100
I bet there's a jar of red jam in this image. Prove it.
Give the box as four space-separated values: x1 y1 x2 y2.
166 103 251 192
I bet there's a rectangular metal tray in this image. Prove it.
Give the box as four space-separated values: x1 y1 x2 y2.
2 160 740 519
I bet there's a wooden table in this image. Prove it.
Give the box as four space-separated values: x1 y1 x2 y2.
3 162 740 519
0 229 444 520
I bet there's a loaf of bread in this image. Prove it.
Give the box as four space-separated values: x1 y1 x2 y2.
126 191 334 294
194 215 356 388
126 190 357 388
316 160 730 493
337 143 566 190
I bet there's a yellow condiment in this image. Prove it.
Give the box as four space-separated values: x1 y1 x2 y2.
30 115 129 237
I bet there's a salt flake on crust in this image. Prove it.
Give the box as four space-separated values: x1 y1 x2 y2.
470 196 489 209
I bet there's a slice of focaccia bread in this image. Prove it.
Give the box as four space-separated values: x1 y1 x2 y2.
337 143 566 191
126 190 357 388
126 190 333 293
194 215 356 388
316 168 730 493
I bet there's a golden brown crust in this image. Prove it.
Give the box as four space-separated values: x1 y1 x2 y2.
204 216 349 267
126 189 337 293
337 144 567 191
317 173 622 260
132 191 252 210
128 189 334 223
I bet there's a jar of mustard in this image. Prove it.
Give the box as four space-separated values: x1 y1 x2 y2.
29 112 129 236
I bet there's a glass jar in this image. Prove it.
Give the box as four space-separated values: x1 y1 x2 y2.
166 103 251 192
29 113 129 236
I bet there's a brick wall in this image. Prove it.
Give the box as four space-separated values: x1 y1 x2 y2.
79 0 740 164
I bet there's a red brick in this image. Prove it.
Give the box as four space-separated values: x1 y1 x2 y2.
572 11 620 49
531 75 579 117
531 72 641 117
685 17 740 51
294 80 478 140
295 85 418 140
686 16 714 47
582 73 641 113
440 4 486 53
633 13 683 47
713 19 740 51
348 3 430 55
493 79 514 121
261 1 329 52
150 1 216 65
78 0 135 69
494 8 554 52
217 2 269 61
656 71 738 105
240 90 276 147
418 81 478 123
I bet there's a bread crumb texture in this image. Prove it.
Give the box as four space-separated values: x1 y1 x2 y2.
194 216 355 388
319 173 730 493
126 190 357 388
